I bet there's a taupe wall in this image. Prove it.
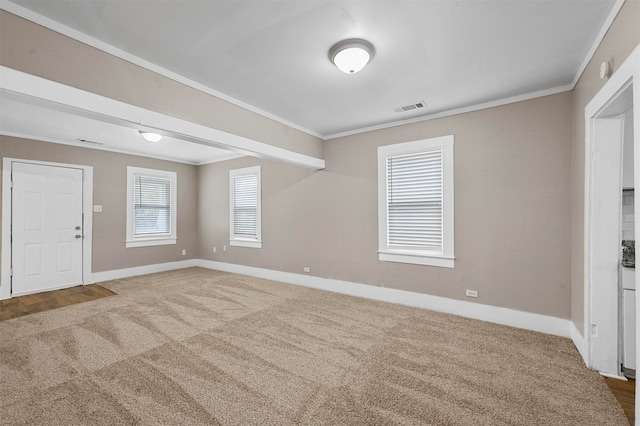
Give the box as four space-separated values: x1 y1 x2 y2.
571 0 640 335
0 136 199 279
199 92 573 319
0 10 323 159
2 3 638 324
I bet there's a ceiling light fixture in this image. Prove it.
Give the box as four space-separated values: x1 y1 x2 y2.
329 38 375 74
139 130 163 143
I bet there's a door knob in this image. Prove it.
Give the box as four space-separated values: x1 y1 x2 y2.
75 226 81 230
75 235 82 239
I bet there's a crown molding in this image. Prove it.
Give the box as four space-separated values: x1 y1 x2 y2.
570 0 627 88
325 84 574 140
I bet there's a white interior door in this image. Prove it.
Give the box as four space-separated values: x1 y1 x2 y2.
11 162 84 296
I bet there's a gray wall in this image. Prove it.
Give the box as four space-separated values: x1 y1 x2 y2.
0 136 199 275
570 0 640 335
199 92 573 319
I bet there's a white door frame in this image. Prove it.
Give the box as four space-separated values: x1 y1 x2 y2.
0 158 94 300
584 44 640 376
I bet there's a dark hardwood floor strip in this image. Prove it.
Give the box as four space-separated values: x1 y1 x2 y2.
0 284 116 321
605 377 635 425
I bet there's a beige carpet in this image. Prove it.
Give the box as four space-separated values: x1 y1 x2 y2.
0 267 628 425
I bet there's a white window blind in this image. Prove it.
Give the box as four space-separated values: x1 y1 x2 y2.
229 166 261 248
133 174 172 235
378 135 454 268
232 173 258 239
387 148 443 250
126 167 176 248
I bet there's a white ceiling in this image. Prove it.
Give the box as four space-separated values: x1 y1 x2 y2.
0 0 622 161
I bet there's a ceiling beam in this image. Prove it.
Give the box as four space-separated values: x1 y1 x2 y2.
0 66 325 170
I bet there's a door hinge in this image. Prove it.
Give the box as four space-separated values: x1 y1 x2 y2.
9 267 13 277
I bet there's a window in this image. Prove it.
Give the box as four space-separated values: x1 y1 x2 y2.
126 167 177 248
378 135 454 268
229 166 262 248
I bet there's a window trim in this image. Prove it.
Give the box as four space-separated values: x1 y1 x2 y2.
126 166 177 248
377 135 454 268
229 166 262 249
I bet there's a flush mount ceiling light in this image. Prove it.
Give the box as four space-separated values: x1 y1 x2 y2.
329 38 375 74
138 130 163 143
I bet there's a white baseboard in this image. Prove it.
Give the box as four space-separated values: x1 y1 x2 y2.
599 371 628 380
570 320 589 366
196 259 571 338
11 258 571 340
91 259 198 283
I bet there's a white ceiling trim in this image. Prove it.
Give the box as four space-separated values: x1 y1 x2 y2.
0 0 324 140
0 66 325 169
325 84 574 140
194 153 248 167
570 0 627 88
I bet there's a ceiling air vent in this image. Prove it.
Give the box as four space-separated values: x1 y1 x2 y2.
395 101 426 113
77 138 104 146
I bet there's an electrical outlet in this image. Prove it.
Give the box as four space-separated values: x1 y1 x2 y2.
465 289 478 298
303 267 310 273
182 249 186 256
213 246 217 253
93 205 102 213
223 245 227 252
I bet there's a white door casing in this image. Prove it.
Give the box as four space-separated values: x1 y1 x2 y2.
586 115 625 376
584 43 640 385
0 158 94 300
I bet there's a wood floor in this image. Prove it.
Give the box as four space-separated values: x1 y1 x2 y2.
0 284 115 321
0 284 636 424
605 377 635 425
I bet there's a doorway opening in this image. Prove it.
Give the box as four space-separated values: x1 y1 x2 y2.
585 45 639 380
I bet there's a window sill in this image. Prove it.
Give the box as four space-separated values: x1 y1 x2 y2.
126 237 177 248
230 239 262 249
379 251 455 268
